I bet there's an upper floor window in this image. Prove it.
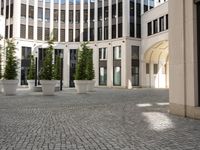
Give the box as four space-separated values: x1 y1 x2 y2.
21 4 26 18
99 48 107 60
113 46 121 60
29 6 34 19
54 0 59 3
38 7 43 21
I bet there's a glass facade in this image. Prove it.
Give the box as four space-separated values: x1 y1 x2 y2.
99 48 107 86
113 46 121 86
132 46 139 86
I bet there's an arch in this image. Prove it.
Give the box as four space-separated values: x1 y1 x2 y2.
143 40 169 88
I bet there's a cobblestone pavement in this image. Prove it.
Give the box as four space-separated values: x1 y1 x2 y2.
0 88 200 150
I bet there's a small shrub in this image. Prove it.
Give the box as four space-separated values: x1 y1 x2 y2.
27 55 35 80
3 39 18 80
39 39 54 80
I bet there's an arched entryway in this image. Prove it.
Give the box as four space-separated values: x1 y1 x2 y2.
144 40 169 88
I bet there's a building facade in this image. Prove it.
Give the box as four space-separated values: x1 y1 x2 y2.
0 0 168 88
169 0 200 119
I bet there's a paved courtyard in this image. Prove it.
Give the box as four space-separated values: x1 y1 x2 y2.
0 88 200 150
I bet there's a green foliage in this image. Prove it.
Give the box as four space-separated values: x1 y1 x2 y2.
75 43 88 80
39 39 54 80
3 39 18 80
75 42 95 80
86 49 95 80
53 55 61 80
27 55 35 80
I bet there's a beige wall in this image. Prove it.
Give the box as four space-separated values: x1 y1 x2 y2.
169 0 199 118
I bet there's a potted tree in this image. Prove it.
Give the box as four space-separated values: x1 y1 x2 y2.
27 55 35 91
39 38 56 95
53 55 61 91
86 48 95 92
2 39 18 96
74 43 88 94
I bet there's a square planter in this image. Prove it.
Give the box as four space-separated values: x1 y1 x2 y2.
2 80 18 96
40 80 57 96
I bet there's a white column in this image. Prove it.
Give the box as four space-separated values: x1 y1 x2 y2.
93 45 99 86
123 0 129 37
73 0 76 42
63 46 69 87
107 43 113 87
116 0 118 38
102 0 104 40
58 0 61 42
80 0 84 42
108 0 112 39
65 0 69 42
25 0 29 39
44 1 47 40
13 0 21 38
120 41 127 87
88 1 90 41
34 0 38 40
94 0 98 41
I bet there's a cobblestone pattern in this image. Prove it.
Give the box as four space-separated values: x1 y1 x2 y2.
0 88 200 150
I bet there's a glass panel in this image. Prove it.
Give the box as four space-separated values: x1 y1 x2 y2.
114 67 121 86
99 67 107 85
114 46 121 60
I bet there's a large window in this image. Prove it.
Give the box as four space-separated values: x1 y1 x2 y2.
148 22 152 36
29 6 34 19
113 67 121 86
159 16 164 32
61 10 65 23
99 48 107 60
118 2 122 17
28 26 33 39
37 27 42 40
69 29 73 42
38 7 43 21
132 46 139 86
54 9 58 22
153 19 158 34
21 4 26 18
99 67 107 85
69 10 73 24
45 8 50 21
98 27 102 40
20 24 26 38
113 46 121 60
113 46 121 86
21 47 32 85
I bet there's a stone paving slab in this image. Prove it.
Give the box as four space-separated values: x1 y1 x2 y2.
0 88 200 150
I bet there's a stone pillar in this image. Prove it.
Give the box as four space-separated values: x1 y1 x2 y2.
169 0 199 118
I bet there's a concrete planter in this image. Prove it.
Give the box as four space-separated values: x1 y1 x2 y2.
27 80 35 91
74 80 88 94
40 80 57 96
87 80 95 92
2 80 18 96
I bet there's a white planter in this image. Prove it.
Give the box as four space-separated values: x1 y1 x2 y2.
2 80 18 96
74 80 88 94
0 80 3 93
27 80 35 91
87 80 95 92
40 80 57 96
